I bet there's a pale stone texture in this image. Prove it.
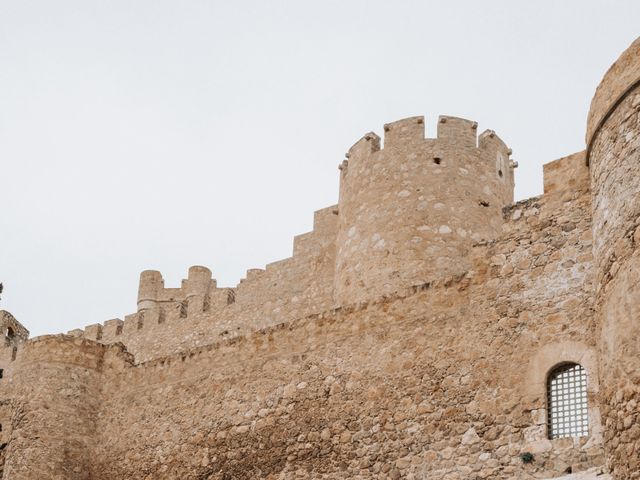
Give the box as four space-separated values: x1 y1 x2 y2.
588 37 640 480
335 116 513 304
0 36 638 480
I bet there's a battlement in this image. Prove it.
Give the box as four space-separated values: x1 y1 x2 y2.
54 147 595 364
25 114 520 360
137 265 221 313
344 115 512 170
60 202 337 361
68 266 237 346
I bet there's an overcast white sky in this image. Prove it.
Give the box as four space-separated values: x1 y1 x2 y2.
1 1 638 337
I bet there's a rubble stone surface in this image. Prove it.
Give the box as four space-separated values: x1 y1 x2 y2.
0 37 638 480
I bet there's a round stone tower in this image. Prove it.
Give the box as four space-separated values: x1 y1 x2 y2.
587 37 640 478
334 115 514 304
3 336 109 479
137 269 164 312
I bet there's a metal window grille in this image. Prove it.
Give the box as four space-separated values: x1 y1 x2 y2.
547 363 589 439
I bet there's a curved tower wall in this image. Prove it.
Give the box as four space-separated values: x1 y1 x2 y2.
587 37 640 478
3 336 106 480
335 115 514 304
137 269 164 311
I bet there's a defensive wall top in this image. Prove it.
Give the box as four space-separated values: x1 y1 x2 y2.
0 113 593 363
343 115 513 165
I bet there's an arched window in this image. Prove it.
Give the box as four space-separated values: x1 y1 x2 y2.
547 363 589 439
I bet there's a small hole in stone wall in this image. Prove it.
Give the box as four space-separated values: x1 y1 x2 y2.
479 201 490 207
0 369 3 379
565 467 573 474
498 169 503 177
0 424 3 432
433 157 441 165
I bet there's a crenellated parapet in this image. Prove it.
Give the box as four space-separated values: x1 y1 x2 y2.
56 115 521 360
136 266 227 315
335 114 515 304
68 266 236 348
64 203 339 362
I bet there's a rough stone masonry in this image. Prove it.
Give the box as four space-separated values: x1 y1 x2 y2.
0 38 638 480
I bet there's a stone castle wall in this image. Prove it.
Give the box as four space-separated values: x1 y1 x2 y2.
0 150 611 479
1 36 639 480
82 155 601 479
57 114 517 365
588 37 640 480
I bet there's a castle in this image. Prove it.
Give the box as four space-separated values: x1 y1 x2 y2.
0 37 638 480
